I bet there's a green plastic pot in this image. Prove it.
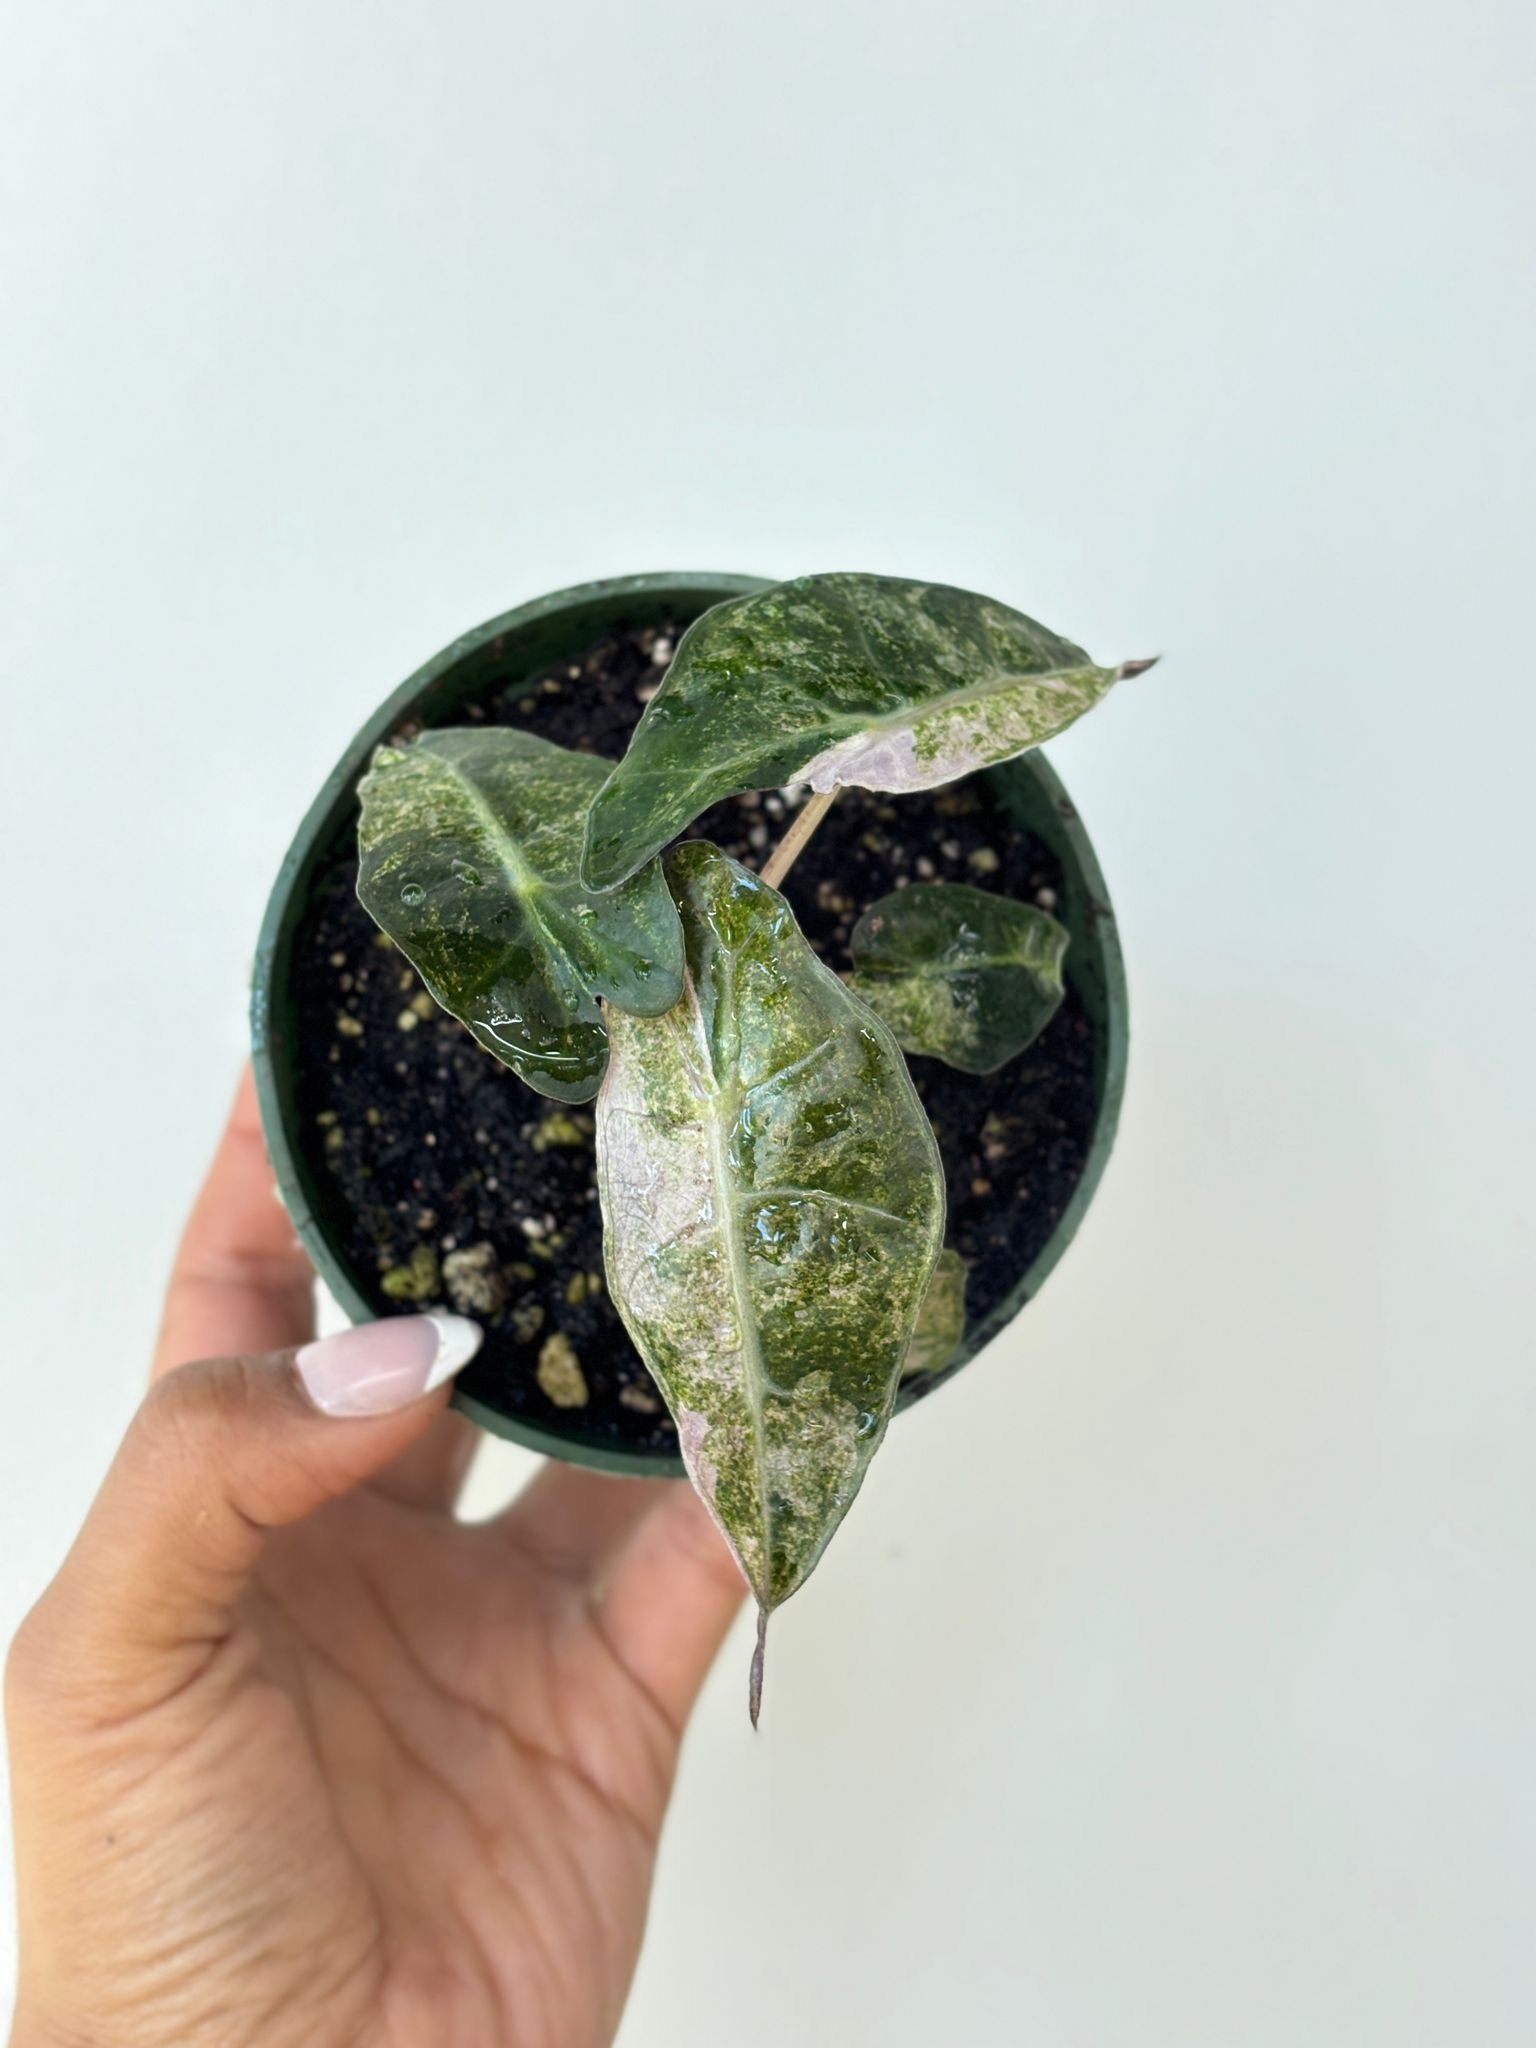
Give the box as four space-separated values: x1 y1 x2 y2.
251 572 1129 1476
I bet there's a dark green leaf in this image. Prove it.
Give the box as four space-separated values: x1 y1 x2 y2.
356 728 683 1103
595 843 947 1712
901 1249 968 1380
583 571 1152 888
847 882 1069 1074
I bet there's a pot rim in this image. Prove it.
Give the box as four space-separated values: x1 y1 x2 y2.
251 571 1128 1478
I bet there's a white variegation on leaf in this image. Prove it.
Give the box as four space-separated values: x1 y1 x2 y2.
595 843 947 1720
582 571 1155 889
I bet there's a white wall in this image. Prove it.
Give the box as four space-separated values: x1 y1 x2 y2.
2 2 1533 2041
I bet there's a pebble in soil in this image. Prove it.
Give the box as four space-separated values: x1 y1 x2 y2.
291 619 1101 1457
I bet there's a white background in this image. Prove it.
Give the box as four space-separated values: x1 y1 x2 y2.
2 2 1533 2041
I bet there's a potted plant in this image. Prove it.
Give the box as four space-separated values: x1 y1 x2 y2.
252 571 1150 1716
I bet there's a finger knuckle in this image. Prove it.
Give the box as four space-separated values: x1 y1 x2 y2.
133 1354 265 1471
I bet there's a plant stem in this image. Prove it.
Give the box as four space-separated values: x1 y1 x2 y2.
760 788 838 890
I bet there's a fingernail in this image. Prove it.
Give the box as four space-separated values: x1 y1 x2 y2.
295 1313 482 1418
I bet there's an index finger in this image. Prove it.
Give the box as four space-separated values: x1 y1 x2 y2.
152 1066 316 1377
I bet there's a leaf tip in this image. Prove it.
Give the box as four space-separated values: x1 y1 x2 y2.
749 1605 769 1730
1115 655 1161 682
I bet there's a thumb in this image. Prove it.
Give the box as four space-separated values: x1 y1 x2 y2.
19 1314 481 1721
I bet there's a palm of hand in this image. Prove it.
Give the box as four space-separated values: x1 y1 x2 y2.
185 1467 725 2048
8 1078 743 2048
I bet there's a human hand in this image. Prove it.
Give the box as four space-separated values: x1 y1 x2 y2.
5 1070 745 2048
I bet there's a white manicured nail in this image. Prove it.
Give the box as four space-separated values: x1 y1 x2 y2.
296 1313 482 1418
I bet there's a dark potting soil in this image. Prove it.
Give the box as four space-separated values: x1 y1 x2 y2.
290 620 1101 1457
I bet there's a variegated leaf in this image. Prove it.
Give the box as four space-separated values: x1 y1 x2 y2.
902 1249 968 1380
847 882 1069 1074
595 842 947 1717
582 571 1153 888
356 728 683 1103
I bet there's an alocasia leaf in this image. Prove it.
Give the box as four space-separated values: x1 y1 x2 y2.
901 1249 968 1380
595 842 947 1718
847 882 1069 1074
583 571 1154 888
356 728 684 1103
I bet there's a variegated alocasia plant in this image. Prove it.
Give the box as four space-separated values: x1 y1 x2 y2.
352 569 1150 1718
